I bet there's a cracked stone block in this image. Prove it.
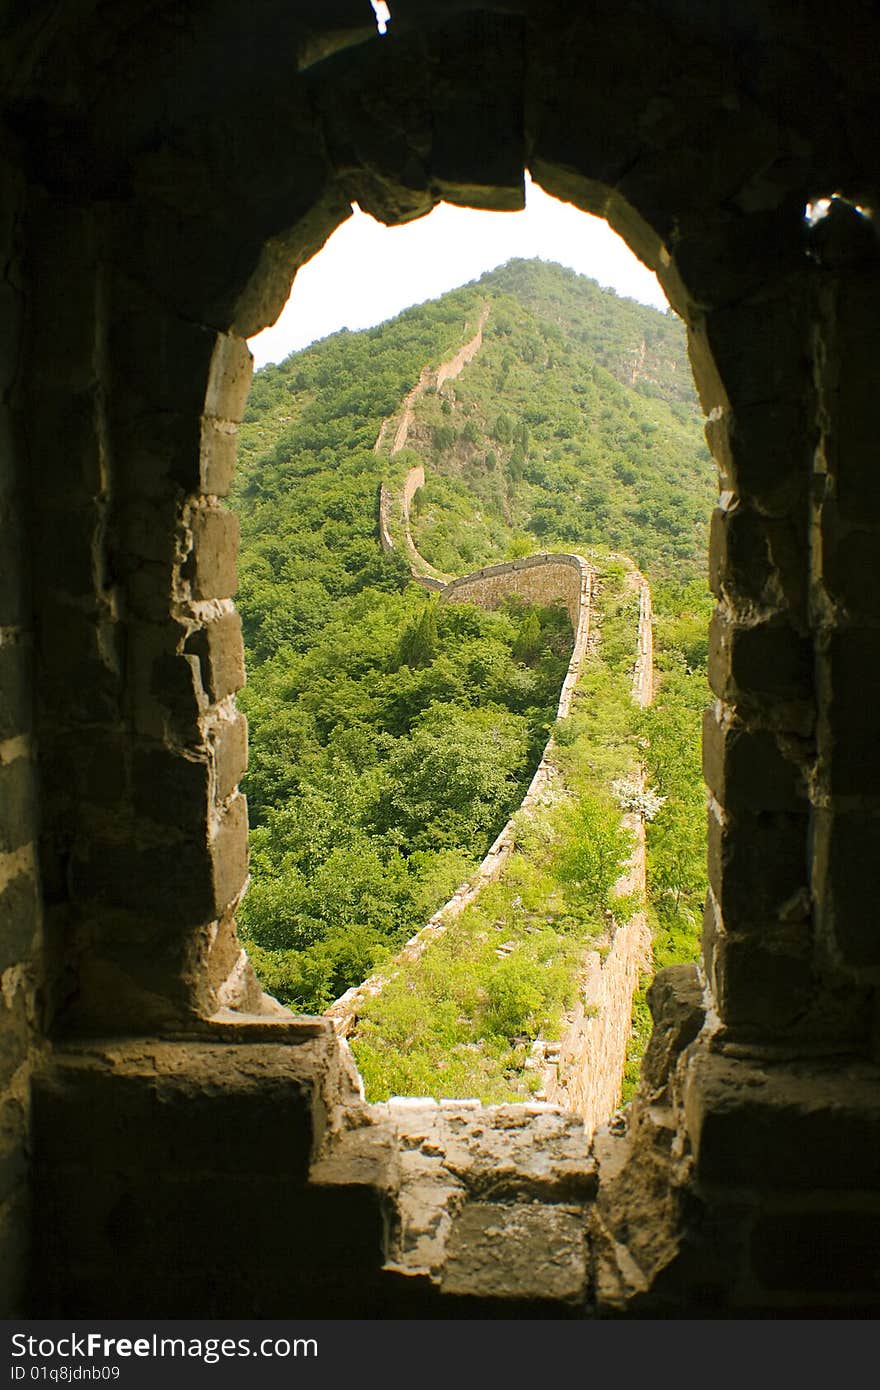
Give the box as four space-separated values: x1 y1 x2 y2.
441 1202 587 1303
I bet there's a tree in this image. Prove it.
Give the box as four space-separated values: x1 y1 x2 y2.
397 601 439 668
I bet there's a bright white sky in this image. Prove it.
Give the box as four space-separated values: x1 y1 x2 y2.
248 175 669 370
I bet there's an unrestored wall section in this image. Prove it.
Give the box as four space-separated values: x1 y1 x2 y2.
443 554 584 630
326 552 594 1037
540 572 654 1132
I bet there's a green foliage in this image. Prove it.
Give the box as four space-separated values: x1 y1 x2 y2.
350 564 648 1100
405 260 715 583
233 260 712 1099
397 599 439 668
553 793 633 915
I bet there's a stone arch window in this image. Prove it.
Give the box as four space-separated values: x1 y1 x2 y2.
12 1 880 1317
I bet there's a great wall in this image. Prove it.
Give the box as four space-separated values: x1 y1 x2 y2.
327 311 657 1138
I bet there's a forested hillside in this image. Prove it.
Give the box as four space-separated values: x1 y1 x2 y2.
406 260 713 579
232 260 714 1021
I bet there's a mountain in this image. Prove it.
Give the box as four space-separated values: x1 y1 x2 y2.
400 259 714 580
231 259 713 1015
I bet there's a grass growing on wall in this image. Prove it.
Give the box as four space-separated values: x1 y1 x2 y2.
619 579 711 1103
350 564 645 1102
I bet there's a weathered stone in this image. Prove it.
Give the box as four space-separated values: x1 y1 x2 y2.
706 926 817 1035
441 1201 587 1303
725 398 814 511
814 810 880 970
188 506 239 600
707 803 809 931
685 1053 880 1191
212 711 248 804
203 332 253 424
0 871 39 973
68 795 246 924
131 745 211 827
0 757 35 856
709 610 812 703
750 1208 880 1295
0 642 30 741
200 417 237 497
702 707 809 814
211 792 249 916
0 497 25 627
821 526 880 618
834 272 880 524
5 0 880 1325
821 630 880 795
39 732 127 811
184 610 246 702
640 964 705 1093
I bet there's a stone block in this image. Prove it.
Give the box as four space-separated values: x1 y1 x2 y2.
0 495 26 627
200 417 237 496
0 641 31 741
702 295 809 415
34 505 100 599
28 388 105 502
127 621 201 739
814 810 880 970
640 963 705 1092
131 745 211 827
0 757 35 856
709 610 812 703
68 794 246 923
108 283 216 417
725 398 813 510
38 598 120 693
0 869 39 973
39 731 127 813
211 792 249 915
822 630 880 795
709 503 772 602
751 1208 880 1294
116 494 181 569
702 707 808 814
707 803 808 931
184 610 246 701
706 926 816 1036
685 1051 880 1191
709 502 806 617
32 1039 329 1181
113 408 203 498
29 206 99 391
672 207 803 312
0 989 29 1093
441 1201 587 1304
0 281 21 394
203 332 253 424
821 526 879 618
188 507 239 600
0 1187 27 1317
212 712 248 803
69 835 212 924
835 273 880 523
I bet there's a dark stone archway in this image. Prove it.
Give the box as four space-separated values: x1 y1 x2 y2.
2 0 880 1316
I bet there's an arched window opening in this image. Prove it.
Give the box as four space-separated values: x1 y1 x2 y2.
231 175 715 1134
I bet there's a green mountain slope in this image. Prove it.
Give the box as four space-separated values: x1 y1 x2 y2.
232 259 714 1016
405 259 714 579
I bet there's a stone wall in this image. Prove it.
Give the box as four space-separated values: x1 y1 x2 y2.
539 571 655 1133
443 553 584 630
4 0 880 1319
326 551 595 1037
0 145 40 1318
